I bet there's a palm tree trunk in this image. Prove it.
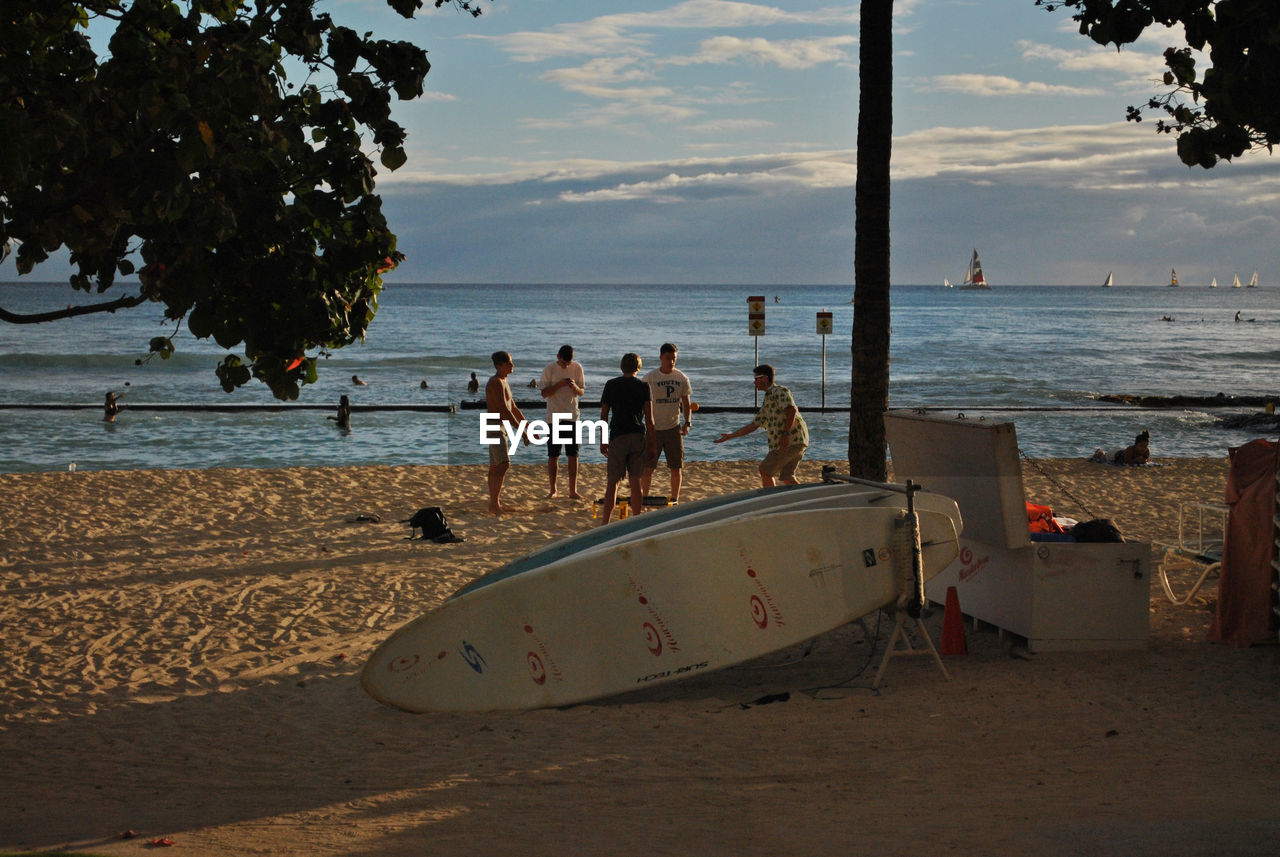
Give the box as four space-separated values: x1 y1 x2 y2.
848 0 893 481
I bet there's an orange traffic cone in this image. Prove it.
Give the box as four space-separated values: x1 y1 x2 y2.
940 585 967 655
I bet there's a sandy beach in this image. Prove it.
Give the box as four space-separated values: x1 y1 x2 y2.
2 457 1278 856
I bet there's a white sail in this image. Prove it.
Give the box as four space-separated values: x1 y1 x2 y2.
1102 272 1113 287
943 277 952 288
1210 277 1218 288
1169 268 1179 287
1232 273 1242 288
958 249 991 290
1248 271 1258 288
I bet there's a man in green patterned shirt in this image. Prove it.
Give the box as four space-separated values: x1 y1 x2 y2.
713 364 808 486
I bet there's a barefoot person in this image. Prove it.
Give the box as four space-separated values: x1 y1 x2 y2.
539 344 586 499
598 352 656 524
714 364 808 486
640 342 692 502
485 351 527 514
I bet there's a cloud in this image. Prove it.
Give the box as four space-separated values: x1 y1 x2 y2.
508 8 859 132
473 0 856 62
669 35 856 69
557 171 769 203
685 118 777 135
891 122 1171 183
389 120 1280 208
925 74 1104 97
541 56 653 88
1016 39 1164 80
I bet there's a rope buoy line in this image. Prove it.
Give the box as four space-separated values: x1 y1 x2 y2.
0 402 1186 414
0 403 458 413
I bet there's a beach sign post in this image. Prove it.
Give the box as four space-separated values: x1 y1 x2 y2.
748 296 766 406
816 310 833 409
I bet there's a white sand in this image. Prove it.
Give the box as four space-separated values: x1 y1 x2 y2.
2 457 1278 856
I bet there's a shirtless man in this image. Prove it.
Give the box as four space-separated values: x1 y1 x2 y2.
485 350 527 514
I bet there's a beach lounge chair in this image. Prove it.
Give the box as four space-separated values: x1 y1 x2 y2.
1153 502 1228 605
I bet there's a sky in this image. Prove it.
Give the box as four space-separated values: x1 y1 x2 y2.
13 0 1280 286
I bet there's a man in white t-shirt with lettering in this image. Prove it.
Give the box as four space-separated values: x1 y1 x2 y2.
641 342 692 502
538 344 586 499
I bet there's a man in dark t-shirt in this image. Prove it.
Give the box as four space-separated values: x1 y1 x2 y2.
598 352 656 524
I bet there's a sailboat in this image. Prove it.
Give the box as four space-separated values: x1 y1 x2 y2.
1210 277 1218 288
1248 271 1259 288
1232 273 1242 288
1168 269 1179 287
943 277 953 289
1102 272 1113 288
958 249 991 290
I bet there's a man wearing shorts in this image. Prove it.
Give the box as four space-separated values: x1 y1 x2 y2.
539 344 586 499
713 363 808 486
485 350 527 514
641 342 692 502
598 352 656 524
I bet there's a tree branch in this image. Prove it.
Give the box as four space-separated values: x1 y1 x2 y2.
0 291 149 324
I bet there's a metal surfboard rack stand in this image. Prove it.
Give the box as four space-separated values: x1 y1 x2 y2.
871 479 951 689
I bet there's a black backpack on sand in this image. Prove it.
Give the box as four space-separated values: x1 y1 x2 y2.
402 506 464 543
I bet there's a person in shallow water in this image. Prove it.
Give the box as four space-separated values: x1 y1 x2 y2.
1090 429 1150 466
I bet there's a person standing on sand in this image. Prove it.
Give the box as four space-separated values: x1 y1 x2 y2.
539 344 586 499
641 342 692 502
714 364 808 486
486 351 527 515
599 352 656 524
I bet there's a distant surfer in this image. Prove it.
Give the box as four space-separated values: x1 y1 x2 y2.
1235 311 1241 323
103 390 125 423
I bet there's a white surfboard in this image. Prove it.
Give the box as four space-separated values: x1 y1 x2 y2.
363 484 962 712
451 479 959 600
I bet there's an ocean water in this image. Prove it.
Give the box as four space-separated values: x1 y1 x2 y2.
1 281 1277 472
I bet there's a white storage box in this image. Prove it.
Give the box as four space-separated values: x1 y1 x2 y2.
884 411 1150 651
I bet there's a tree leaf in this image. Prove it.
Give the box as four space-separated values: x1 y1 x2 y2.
380 146 407 171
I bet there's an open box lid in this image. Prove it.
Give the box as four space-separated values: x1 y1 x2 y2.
884 411 1031 550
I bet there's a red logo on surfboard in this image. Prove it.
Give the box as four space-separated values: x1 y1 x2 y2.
643 622 663 655
629 577 681 655
527 652 547 685
742 558 785 629
388 654 421 673
523 624 563 684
